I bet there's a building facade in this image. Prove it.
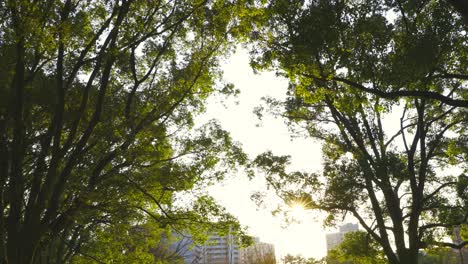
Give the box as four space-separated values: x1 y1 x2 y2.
192 234 241 264
186 235 276 264
325 223 359 251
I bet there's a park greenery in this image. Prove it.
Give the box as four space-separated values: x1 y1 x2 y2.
280 231 385 264
0 0 260 263
0 0 467 263
281 253 323 264
325 231 386 264
283 231 464 264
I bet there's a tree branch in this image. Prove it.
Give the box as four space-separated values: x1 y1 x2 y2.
332 76 468 108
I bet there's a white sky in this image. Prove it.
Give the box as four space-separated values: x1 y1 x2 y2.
199 47 333 260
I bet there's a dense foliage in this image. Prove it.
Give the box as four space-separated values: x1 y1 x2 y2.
281 254 322 264
251 0 467 263
0 0 260 263
326 231 386 264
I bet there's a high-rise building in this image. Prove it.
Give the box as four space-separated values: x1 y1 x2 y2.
192 234 241 264
148 230 195 263
187 235 276 264
167 231 275 264
325 223 359 251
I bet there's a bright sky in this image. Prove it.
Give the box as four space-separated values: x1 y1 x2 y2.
199 47 331 260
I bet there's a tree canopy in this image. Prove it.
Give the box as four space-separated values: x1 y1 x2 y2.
281 254 322 264
251 0 467 263
0 0 260 263
250 0 468 107
326 231 386 264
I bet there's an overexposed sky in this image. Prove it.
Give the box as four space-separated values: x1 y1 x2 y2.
199 47 329 259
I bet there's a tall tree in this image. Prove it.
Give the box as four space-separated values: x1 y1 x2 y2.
250 1 468 263
0 0 258 263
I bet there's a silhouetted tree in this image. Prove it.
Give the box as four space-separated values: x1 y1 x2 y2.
251 1 467 263
0 0 258 262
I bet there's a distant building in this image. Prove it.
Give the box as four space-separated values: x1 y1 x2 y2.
164 231 275 264
169 235 196 264
339 223 359 233
150 231 195 263
192 234 241 264
325 223 359 251
178 234 275 264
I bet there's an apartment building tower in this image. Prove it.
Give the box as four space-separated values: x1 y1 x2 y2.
325 223 359 251
192 234 241 264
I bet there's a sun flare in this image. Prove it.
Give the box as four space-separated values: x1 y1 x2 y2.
289 202 308 219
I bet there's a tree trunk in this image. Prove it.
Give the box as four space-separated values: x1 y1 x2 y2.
398 249 419 264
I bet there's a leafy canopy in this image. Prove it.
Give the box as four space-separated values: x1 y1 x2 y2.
326 231 386 264
0 0 262 263
250 0 467 263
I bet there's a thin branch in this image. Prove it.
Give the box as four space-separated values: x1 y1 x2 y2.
385 122 416 148
419 217 468 231
422 240 468 250
395 0 411 34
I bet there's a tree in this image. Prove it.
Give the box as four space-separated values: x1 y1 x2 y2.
250 0 468 107
281 254 322 264
418 248 460 264
326 231 386 264
0 0 259 263
242 242 276 264
250 1 468 263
